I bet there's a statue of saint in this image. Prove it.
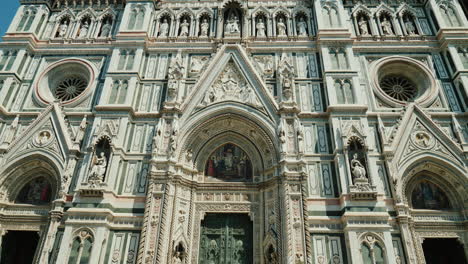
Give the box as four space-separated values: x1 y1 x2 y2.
277 18 287 36
225 14 240 34
358 17 369 36
179 19 190 37
58 20 68 37
351 153 366 180
405 18 416 35
256 18 266 37
79 21 89 38
200 18 209 37
100 20 112 37
381 17 393 35
159 19 169 37
297 17 308 36
90 152 107 181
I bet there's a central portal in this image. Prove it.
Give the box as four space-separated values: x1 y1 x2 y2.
199 213 253 264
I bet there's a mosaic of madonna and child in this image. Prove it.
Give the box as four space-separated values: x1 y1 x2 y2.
205 144 253 181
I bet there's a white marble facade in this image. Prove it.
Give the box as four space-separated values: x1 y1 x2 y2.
0 0 467 263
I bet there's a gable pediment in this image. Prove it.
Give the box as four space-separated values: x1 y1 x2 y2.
3 103 78 164
181 45 278 121
388 104 464 169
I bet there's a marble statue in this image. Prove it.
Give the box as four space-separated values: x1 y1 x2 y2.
58 20 68 37
405 18 416 35
200 18 209 37
351 153 366 180
179 19 190 37
225 14 240 34
256 18 266 37
277 18 287 36
79 21 89 38
159 19 169 37
358 17 369 36
381 17 393 35
100 20 112 37
297 17 308 36
90 152 107 181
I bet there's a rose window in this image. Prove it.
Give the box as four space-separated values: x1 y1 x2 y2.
379 75 417 102
55 76 88 101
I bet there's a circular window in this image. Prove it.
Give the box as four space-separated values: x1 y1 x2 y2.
55 75 88 101
34 59 96 106
371 56 437 107
379 75 417 101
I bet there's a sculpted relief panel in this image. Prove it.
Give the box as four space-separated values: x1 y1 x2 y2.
199 61 262 109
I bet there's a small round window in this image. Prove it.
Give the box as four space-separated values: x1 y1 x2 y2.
379 75 417 102
55 75 88 101
34 59 95 106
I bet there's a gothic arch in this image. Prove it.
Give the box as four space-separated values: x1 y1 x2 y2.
196 7 214 19
0 154 62 204
395 157 467 208
178 111 278 176
252 7 271 19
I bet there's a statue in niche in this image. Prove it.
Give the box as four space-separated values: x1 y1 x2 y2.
89 151 107 182
265 245 279 264
296 120 304 153
159 18 169 37
297 17 308 36
411 180 450 210
277 17 287 36
381 16 393 35
351 153 366 180
38 131 51 145
358 17 369 36
404 17 417 35
225 13 240 34
278 119 287 153
58 19 69 37
79 20 89 38
16 177 51 205
172 242 186 264
179 19 190 37
205 144 252 180
200 18 209 37
256 18 266 37
100 19 112 37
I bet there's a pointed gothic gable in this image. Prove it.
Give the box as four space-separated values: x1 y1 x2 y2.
3 103 77 165
388 104 464 171
181 45 278 121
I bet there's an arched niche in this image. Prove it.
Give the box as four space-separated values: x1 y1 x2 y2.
398 159 466 210
0 156 61 204
205 143 253 181
406 170 457 211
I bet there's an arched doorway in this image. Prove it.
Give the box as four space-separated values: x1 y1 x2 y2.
0 157 59 264
400 165 467 264
0 231 40 264
422 238 467 264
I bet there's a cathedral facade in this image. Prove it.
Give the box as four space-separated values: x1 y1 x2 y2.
0 0 467 263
